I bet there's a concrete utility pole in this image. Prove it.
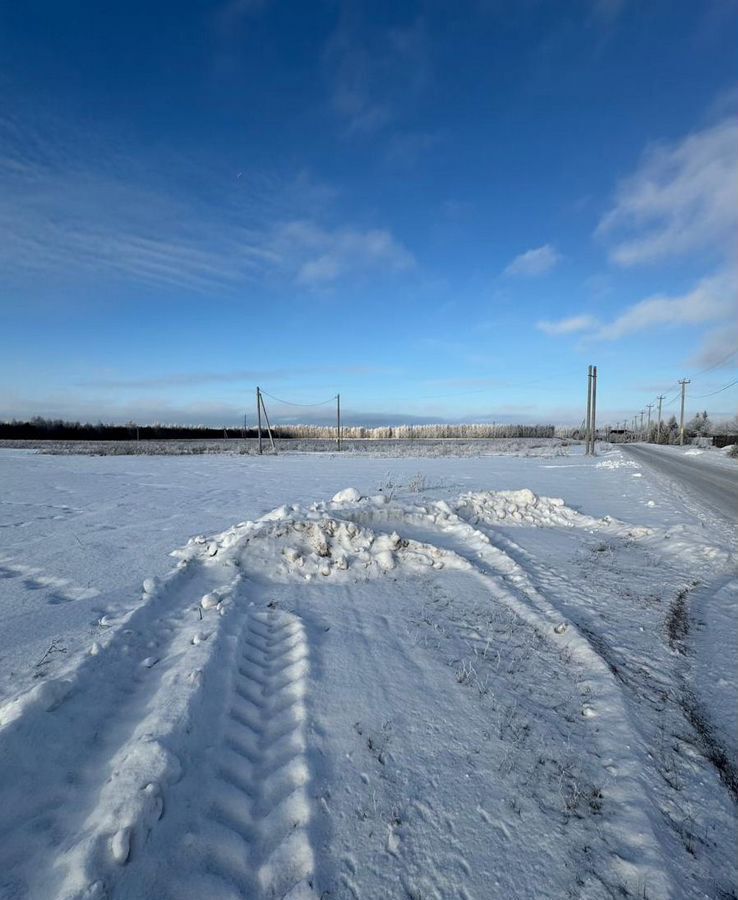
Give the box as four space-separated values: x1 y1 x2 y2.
656 395 665 443
679 379 691 445
585 365 593 455
336 394 341 451
257 387 263 455
590 365 598 455
645 403 653 442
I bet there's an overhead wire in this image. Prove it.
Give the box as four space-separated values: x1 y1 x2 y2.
691 379 738 399
689 348 738 378
259 390 338 407
637 348 738 418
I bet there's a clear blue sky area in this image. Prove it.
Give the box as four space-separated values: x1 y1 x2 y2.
1 0 736 426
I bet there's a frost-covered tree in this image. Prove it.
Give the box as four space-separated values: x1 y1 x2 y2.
686 410 711 437
662 415 679 444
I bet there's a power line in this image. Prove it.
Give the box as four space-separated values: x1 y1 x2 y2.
639 349 738 413
692 379 738 399
258 390 338 407
690 348 738 378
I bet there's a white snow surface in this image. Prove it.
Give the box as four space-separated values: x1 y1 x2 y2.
0 446 735 899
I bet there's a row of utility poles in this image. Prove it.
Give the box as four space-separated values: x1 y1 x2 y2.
625 379 690 445
255 387 342 455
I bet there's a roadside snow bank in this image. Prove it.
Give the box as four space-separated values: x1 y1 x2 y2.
452 488 652 537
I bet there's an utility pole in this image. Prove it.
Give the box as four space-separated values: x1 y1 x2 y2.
679 379 690 445
639 410 644 439
257 386 262 455
656 395 664 444
645 404 653 442
336 394 341 451
590 365 597 455
585 365 593 455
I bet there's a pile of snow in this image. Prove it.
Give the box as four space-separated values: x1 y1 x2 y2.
596 457 640 470
454 488 601 529
177 505 461 582
331 486 362 503
447 489 654 539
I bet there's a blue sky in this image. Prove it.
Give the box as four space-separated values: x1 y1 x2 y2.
1 0 736 427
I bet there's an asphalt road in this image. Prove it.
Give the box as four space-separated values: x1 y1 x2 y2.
623 444 738 521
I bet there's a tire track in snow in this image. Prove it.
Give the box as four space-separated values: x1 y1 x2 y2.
456 518 738 896
199 607 316 900
331 499 676 898
0 560 236 900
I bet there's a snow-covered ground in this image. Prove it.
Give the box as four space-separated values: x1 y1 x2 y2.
0 436 572 458
0 445 735 899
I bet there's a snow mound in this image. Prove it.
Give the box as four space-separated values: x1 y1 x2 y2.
596 458 639 470
331 487 362 503
454 489 598 529
176 507 462 582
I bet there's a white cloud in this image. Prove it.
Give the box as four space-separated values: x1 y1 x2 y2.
536 269 735 342
274 221 414 288
504 244 562 277
536 315 599 335
597 118 738 266
0 117 412 296
595 269 735 340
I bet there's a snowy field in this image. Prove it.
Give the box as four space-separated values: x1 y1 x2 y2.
0 436 571 457
0 445 735 899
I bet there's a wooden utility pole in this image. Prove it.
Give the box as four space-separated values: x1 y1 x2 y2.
585 365 593 454
656 395 664 443
645 403 653 442
590 365 598 455
679 379 690 445
336 394 341 450
257 387 263 455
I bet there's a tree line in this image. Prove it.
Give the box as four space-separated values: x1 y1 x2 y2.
0 418 266 441
0 417 555 441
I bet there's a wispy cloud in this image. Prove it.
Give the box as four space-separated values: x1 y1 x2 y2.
325 16 430 137
503 244 562 277
537 314 599 335
78 364 396 390
274 221 414 287
597 117 738 266
384 130 441 167
0 114 412 296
